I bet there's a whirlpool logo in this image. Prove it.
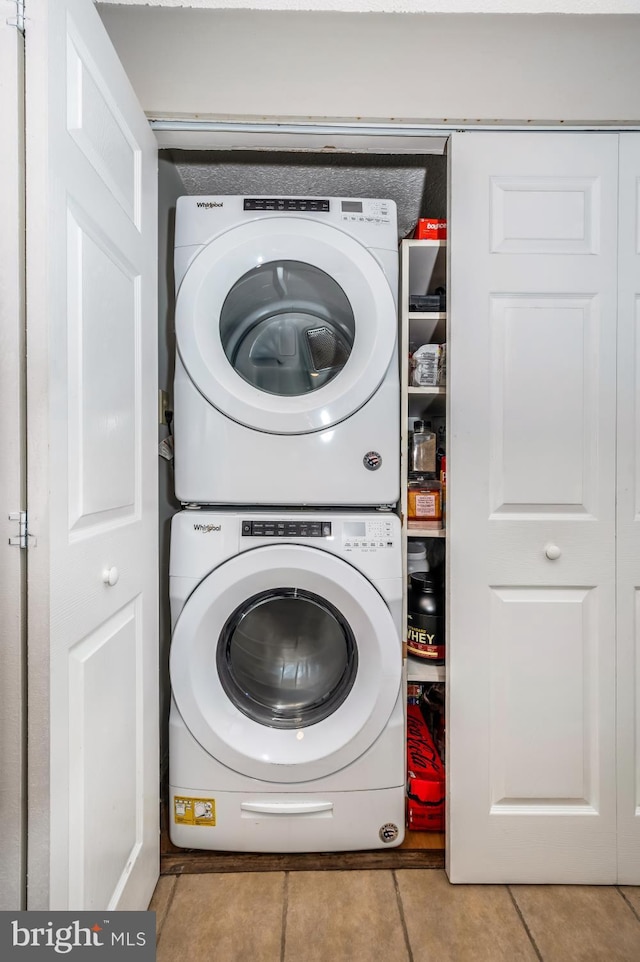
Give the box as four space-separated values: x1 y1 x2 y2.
193 523 221 533
196 201 223 209
2 912 155 959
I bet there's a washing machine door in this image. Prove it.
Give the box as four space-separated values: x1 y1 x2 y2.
175 218 397 435
169 544 402 783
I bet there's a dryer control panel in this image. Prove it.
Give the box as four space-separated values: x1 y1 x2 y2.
240 197 393 225
340 199 392 226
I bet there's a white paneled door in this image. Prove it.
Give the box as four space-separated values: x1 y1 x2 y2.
25 0 159 908
448 132 619 883
617 133 640 885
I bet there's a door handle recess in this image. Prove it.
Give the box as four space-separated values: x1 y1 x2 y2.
545 544 561 561
241 801 333 816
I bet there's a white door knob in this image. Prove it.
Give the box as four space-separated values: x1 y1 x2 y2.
545 544 561 561
103 566 119 586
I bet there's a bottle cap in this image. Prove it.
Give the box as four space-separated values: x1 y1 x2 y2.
410 572 436 593
407 541 427 558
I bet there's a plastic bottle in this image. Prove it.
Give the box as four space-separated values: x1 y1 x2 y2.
411 420 437 475
407 540 428 575
407 573 445 664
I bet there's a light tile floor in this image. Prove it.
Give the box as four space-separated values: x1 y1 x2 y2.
150 870 640 962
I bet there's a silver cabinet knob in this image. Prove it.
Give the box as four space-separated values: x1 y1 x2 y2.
545 544 561 561
103 566 119 586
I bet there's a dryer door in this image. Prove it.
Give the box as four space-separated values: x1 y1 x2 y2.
175 218 397 435
169 544 401 783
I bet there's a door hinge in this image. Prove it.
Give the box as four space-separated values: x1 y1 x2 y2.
6 0 26 32
8 511 36 549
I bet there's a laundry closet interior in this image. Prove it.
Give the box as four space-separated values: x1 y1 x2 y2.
156 142 449 873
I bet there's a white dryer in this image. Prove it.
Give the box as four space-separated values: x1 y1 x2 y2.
173 196 399 506
169 508 405 852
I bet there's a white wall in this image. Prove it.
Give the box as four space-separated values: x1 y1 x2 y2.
97 8 640 124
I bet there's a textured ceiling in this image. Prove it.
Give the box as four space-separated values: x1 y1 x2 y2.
166 150 447 240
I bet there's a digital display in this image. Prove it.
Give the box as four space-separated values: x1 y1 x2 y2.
344 522 367 538
341 201 363 213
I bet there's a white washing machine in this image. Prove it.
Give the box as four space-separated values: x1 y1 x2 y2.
173 195 400 506
169 508 405 852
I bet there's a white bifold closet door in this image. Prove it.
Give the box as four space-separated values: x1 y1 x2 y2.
448 131 619 883
617 133 640 885
25 0 159 909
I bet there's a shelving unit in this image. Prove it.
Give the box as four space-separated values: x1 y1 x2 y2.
400 238 448 660
408 387 446 395
406 657 446 683
400 237 447 853
406 526 446 537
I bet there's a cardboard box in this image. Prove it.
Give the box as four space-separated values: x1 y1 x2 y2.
414 218 447 240
406 703 445 832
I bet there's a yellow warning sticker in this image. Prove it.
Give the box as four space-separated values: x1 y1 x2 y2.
174 796 216 827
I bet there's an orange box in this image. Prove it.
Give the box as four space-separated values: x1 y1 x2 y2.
415 218 447 240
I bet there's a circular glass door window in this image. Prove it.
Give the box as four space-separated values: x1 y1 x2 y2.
217 588 358 729
219 260 355 397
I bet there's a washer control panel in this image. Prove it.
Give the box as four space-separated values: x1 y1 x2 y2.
342 518 395 553
242 520 332 538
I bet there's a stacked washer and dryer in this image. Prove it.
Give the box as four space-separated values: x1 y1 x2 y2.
169 196 404 852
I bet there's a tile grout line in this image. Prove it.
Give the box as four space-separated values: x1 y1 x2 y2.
155 874 179 947
616 886 640 923
507 887 545 962
392 870 415 962
280 871 290 962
